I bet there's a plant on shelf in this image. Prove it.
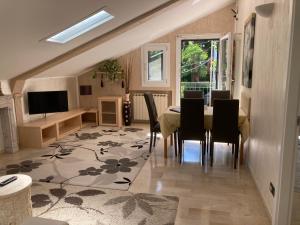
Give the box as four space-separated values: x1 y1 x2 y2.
93 59 124 87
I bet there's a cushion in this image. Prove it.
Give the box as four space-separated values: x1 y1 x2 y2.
22 217 69 225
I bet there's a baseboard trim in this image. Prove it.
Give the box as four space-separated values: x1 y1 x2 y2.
247 162 273 221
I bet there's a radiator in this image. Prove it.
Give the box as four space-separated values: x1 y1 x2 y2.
133 93 169 121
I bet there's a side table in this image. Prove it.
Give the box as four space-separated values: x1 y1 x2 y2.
0 174 33 225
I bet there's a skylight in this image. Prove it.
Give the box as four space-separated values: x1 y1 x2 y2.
47 10 114 44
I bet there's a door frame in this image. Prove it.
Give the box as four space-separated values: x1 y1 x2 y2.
175 33 222 105
218 33 233 91
275 0 300 224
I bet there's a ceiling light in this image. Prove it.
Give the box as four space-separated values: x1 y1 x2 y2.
47 10 114 44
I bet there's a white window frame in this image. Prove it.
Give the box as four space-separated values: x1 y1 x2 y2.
141 43 170 87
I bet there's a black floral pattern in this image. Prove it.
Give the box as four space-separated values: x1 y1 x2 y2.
39 176 54 183
99 148 108 155
30 183 178 225
97 141 123 147
103 129 118 133
104 193 167 219
32 194 52 208
31 186 105 216
6 160 42 174
101 158 138 174
0 126 151 191
114 177 132 186
79 167 103 176
124 127 143 132
41 144 75 159
75 132 102 140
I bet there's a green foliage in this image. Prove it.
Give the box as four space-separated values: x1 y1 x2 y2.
181 41 209 81
93 59 124 81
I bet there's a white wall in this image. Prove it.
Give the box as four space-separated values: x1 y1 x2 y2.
22 77 78 122
236 0 293 220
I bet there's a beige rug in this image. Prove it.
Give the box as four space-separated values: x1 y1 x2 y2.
1 126 150 190
31 182 178 225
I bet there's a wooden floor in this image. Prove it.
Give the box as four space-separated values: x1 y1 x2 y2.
0 125 271 225
130 127 271 225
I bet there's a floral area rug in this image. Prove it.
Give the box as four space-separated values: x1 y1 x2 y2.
31 182 178 225
0 126 151 190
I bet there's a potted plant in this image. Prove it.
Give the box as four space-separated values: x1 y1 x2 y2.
93 59 123 86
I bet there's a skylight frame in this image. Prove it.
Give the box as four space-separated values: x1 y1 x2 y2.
46 9 114 44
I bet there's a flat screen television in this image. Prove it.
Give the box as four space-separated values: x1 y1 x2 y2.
28 91 69 115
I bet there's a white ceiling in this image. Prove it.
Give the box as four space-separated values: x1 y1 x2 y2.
0 0 234 80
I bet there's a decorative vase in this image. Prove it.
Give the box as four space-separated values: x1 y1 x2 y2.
123 101 132 126
125 93 130 102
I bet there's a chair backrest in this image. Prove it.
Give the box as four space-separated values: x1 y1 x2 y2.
180 98 205 140
212 99 239 142
211 90 231 106
144 93 158 129
184 90 203 99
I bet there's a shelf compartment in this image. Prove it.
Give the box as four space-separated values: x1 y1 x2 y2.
41 125 57 146
101 101 116 113
101 114 117 125
58 116 81 138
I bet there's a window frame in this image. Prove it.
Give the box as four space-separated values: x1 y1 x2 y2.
141 43 170 87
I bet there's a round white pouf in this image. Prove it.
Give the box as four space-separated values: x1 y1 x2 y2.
0 174 32 225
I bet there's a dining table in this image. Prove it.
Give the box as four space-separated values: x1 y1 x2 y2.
158 106 250 164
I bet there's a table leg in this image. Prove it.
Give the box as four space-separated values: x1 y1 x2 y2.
164 138 168 158
240 142 244 165
170 134 173 146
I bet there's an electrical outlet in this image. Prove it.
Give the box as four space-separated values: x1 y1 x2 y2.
269 182 275 197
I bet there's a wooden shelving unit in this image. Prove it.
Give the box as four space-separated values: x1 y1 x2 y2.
98 96 122 128
19 108 98 149
81 108 99 128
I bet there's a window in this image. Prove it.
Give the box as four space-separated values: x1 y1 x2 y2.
47 10 114 44
142 43 170 87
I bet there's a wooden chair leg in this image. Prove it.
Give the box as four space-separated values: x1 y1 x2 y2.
174 132 178 157
149 132 153 153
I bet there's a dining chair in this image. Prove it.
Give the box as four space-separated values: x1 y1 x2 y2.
178 98 206 163
144 92 177 155
210 99 239 169
210 90 231 106
184 90 204 99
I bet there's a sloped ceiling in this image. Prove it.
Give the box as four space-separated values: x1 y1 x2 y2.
0 0 234 80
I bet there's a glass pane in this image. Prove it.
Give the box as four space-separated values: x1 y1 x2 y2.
148 50 163 81
180 39 219 105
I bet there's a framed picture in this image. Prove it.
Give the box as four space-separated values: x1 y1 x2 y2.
242 13 256 88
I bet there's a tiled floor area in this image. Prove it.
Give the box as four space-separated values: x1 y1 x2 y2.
130 130 271 225
0 125 271 225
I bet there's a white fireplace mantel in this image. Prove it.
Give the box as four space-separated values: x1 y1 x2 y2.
0 95 19 153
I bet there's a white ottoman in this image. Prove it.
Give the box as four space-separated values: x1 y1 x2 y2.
0 174 32 225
